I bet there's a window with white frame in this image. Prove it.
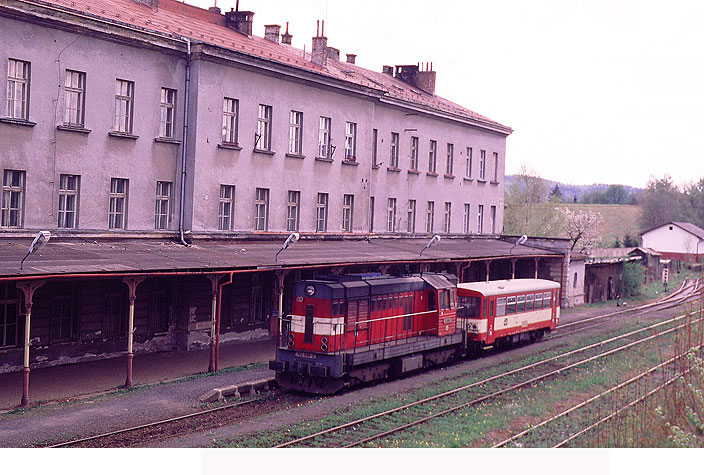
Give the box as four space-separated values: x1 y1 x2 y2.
286 190 300 231
64 70 85 127
0 283 19 348
154 181 171 230
490 205 497 234
342 194 354 232
58 174 79 229
6 59 30 120
316 192 329 232
410 136 419 170
288 110 303 155
256 104 272 151
222 97 239 144
493 152 499 182
479 150 486 180
218 185 235 230
463 203 471 233
477 204 484 234
113 79 134 133
344 122 357 161
428 140 437 173
318 116 331 158
390 132 399 168
108 178 128 229
443 202 452 233
407 199 416 233
1 170 24 228
426 201 434 233
371 128 378 167
159 88 176 138
465 147 472 178
446 143 454 176
254 187 269 231
387 198 397 232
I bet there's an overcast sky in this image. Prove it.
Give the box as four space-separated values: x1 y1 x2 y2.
189 0 704 189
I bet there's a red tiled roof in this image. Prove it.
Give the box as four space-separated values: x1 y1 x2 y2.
20 0 511 133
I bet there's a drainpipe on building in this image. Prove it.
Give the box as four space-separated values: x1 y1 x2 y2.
178 38 191 247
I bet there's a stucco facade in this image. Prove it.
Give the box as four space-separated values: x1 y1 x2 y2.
641 222 704 262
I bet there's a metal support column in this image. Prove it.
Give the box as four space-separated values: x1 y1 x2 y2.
275 271 290 338
511 259 517 279
208 275 219 373
17 281 44 407
123 277 145 389
215 273 233 372
534 258 540 278
485 261 491 281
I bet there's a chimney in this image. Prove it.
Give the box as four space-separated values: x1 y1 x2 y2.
394 62 436 95
326 47 340 62
311 20 327 67
208 2 221 14
281 22 292 45
225 1 254 36
382 65 393 75
346 54 356 64
264 24 281 43
133 0 159 7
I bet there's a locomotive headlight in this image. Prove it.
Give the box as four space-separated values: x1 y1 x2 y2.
305 285 315 297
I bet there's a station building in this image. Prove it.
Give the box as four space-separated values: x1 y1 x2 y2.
0 0 568 405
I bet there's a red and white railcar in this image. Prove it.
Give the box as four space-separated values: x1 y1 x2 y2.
456 279 560 349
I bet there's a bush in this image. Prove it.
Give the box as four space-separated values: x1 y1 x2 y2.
620 262 645 297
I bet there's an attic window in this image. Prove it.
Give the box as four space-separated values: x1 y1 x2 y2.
669 226 673 230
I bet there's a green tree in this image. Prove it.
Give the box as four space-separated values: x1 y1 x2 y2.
682 178 704 229
602 185 631 204
548 184 564 203
620 261 645 297
504 165 561 236
638 175 685 230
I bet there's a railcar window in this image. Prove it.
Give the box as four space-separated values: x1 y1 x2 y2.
507 296 516 314
535 294 542 310
457 295 480 318
543 292 551 307
526 294 534 311
497 297 506 316
517 295 525 312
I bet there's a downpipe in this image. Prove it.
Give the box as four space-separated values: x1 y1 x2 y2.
178 37 191 247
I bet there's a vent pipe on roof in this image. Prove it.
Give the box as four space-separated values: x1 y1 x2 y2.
264 24 281 43
311 20 327 67
346 54 356 64
281 22 293 45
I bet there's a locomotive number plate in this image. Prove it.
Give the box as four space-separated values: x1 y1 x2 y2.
443 317 453 324
295 352 317 359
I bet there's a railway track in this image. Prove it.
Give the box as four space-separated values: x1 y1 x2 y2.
45 279 702 448
273 308 703 448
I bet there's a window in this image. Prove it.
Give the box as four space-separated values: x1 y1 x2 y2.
490 205 497 234
342 194 354 232
426 201 434 233
493 152 499 182
109 178 128 229
407 199 416 233
113 79 134 133
497 297 507 316
256 104 272 151
6 59 30 120
149 290 169 334
1 170 24 228
573 272 578 289
345 122 357 161
387 197 397 232
288 110 303 155
443 202 452 233
58 174 79 229
222 97 239 144
479 150 486 180
154 181 171 230
369 196 375 232
218 185 235 230
506 296 516 315
103 291 126 337
318 116 331 158
428 140 437 173
64 70 85 127
371 128 378 167
517 295 526 313
50 285 75 342
254 187 269 231
446 143 454 176
410 136 419 170
477 204 484 234
316 193 328 232
463 203 471 234
465 147 472 178
286 190 300 231
159 88 176 138
0 284 19 348
390 132 399 168
526 294 534 311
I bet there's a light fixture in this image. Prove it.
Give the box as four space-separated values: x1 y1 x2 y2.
20 231 51 270
510 234 528 254
275 232 300 261
420 234 441 256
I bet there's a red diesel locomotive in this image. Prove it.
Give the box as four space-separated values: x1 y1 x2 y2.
269 274 560 394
